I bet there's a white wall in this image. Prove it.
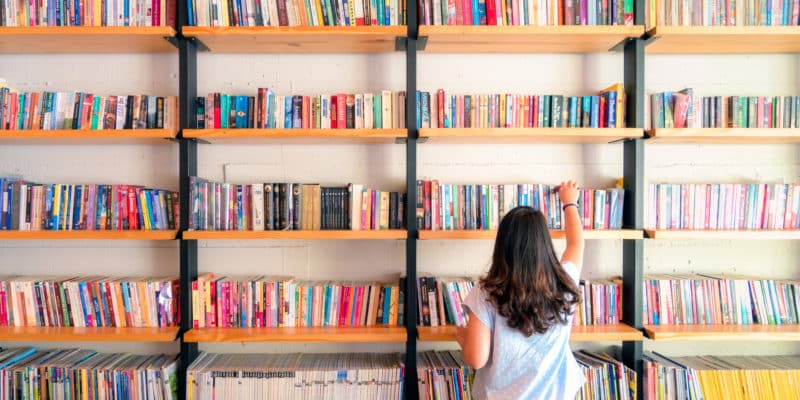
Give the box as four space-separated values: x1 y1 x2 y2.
1 49 799 358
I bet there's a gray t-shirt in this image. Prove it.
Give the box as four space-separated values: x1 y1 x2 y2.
462 261 585 400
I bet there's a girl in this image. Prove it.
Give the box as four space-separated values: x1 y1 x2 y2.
456 180 585 399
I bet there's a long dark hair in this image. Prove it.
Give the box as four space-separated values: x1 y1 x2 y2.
479 206 581 336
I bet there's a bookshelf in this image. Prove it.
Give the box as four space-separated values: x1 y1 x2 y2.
643 325 800 341
419 127 643 144
644 229 800 240
183 128 406 144
645 128 800 144
0 230 178 240
0 129 177 145
182 230 407 240
0 26 178 53
0 326 179 342
184 326 407 343
645 26 800 54
418 324 644 342
418 229 643 240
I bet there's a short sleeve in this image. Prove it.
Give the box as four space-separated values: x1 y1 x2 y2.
462 285 494 330
561 261 580 285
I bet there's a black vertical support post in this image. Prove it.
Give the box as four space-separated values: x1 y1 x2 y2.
405 3 419 399
621 0 645 396
177 0 199 398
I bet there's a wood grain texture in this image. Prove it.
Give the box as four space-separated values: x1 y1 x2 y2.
0 326 179 342
646 26 800 54
184 326 407 342
418 229 643 240
418 324 643 341
0 129 177 145
644 229 800 240
644 324 800 341
182 230 408 240
421 128 643 144
420 25 644 53
184 128 406 144
182 26 406 53
646 128 800 144
0 230 178 240
0 26 177 53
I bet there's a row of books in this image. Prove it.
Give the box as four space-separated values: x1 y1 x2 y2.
415 180 625 231
188 0 406 26
0 0 176 26
643 352 800 400
643 274 800 326
196 90 405 130
0 347 177 400
186 352 405 399
0 178 180 231
0 87 179 131
189 178 407 231
191 274 403 328
0 276 179 328
648 90 800 129
645 183 800 230
418 0 635 26
418 350 637 400
416 85 627 129
649 0 800 27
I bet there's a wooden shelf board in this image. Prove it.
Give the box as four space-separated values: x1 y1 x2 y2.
646 26 800 54
0 326 179 342
644 229 800 240
0 230 178 240
184 326 407 342
0 129 177 144
182 26 406 53
0 26 177 53
420 128 642 144
644 324 800 341
419 25 644 53
418 324 642 342
183 128 406 144
418 229 642 240
646 128 800 144
183 229 407 240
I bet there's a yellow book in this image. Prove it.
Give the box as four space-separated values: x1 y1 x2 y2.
388 284 399 325
220 0 230 26
94 0 102 26
139 191 152 230
313 0 324 25
114 280 127 327
499 95 506 128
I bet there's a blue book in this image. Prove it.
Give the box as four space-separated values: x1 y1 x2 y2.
235 96 248 128
98 283 111 327
72 185 83 230
187 0 194 26
323 286 331 326
292 96 302 128
284 96 293 128
606 91 617 128
220 94 229 128
236 186 243 229
415 91 421 129
581 96 591 127
384 0 390 24
471 0 479 24
145 190 156 230
382 286 391 324
464 187 471 229
236 0 244 26
266 90 276 128
342 0 350 25
590 96 600 128
450 95 457 128
569 97 578 127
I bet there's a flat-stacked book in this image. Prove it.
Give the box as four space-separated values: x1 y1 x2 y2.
187 0 406 26
649 0 800 27
195 90 406 129
418 0 635 25
0 177 179 231
416 85 626 129
0 276 179 327
416 275 621 327
416 180 624 231
0 0 176 26
643 352 800 400
186 352 405 399
647 90 800 129
645 182 800 230
191 274 404 328
643 273 800 326
0 86 179 131
418 350 637 400
189 177 406 231
0 347 178 400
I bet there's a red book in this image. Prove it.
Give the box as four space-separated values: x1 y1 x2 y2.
214 93 221 129
302 96 310 129
81 94 93 130
336 94 347 129
599 96 606 128
330 99 337 129
486 0 496 24
165 0 176 28
338 286 350 326
454 0 463 25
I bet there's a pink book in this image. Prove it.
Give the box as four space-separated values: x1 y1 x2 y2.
361 189 369 230
463 0 472 24
431 180 439 230
704 184 711 229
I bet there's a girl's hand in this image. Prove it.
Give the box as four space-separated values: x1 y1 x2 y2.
559 180 580 204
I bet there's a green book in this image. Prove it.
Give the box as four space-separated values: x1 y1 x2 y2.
90 96 101 130
373 92 382 128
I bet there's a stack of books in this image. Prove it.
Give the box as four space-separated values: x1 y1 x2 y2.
647 89 800 129
0 276 179 327
416 85 626 129
191 274 403 328
418 0 635 25
0 87 179 131
0 347 177 400
196 90 406 129
0 177 179 231
189 178 406 231
186 352 405 399
187 0 406 26
649 0 800 26
415 180 624 231
574 350 637 400
643 352 800 399
643 274 800 325
645 182 800 230
0 0 176 26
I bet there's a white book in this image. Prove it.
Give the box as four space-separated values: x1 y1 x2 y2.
354 94 364 129
321 96 331 128
276 95 285 129
251 183 265 230
116 96 127 129
433 0 441 24
350 184 363 230
381 90 392 129
267 0 279 26
354 0 364 24
364 94 374 129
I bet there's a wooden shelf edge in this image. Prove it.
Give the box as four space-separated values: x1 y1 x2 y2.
419 229 642 240
644 324 800 341
419 25 645 35
183 326 407 343
648 25 800 36
419 128 643 143
417 324 642 342
0 230 178 240
644 229 800 240
182 229 407 240
0 26 177 36
645 128 800 143
182 25 406 35
0 326 179 342
0 129 177 143
183 128 406 143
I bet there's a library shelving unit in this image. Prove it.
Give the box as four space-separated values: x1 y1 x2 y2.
0 129 178 145
183 326 408 343
182 128 406 144
0 230 179 240
418 324 644 342
645 25 800 54
0 26 178 53
182 229 408 240
644 229 800 240
419 229 643 240
646 128 800 144
643 325 800 341
419 127 643 144
0 326 180 342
